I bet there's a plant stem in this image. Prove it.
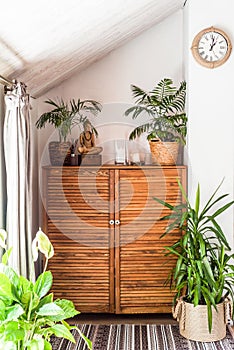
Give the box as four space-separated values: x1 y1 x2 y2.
29 259 35 283
43 258 48 274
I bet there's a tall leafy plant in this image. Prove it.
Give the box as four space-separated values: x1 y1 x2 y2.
125 78 187 143
0 228 92 350
35 98 102 142
154 180 234 332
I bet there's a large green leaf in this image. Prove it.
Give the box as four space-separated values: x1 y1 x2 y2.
0 299 6 321
36 302 64 317
21 291 33 310
44 339 52 350
19 275 33 294
0 265 20 301
4 321 25 341
47 299 79 321
1 247 12 265
5 304 25 321
34 271 53 298
0 273 14 299
50 324 75 342
36 293 53 311
77 327 92 350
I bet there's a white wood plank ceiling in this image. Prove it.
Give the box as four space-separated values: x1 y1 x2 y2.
0 0 184 97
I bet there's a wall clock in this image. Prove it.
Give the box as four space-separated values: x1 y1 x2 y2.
191 26 232 68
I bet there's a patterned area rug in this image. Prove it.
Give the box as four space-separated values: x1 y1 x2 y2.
50 324 234 350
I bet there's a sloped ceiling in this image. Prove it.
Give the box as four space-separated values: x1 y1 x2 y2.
0 0 184 97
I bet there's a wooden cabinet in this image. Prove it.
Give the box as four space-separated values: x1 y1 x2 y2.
42 165 186 314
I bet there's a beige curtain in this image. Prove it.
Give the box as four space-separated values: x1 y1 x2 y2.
3 82 33 278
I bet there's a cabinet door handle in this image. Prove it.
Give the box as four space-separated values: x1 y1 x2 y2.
115 220 120 225
109 220 115 225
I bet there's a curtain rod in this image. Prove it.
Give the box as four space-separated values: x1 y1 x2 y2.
0 74 13 87
0 74 36 99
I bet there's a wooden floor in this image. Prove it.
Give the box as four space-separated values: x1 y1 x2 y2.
70 313 177 325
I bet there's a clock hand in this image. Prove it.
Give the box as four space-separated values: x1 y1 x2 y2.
209 34 218 51
212 50 219 59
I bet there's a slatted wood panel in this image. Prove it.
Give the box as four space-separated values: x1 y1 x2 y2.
43 165 186 314
43 167 114 313
115 167 186 313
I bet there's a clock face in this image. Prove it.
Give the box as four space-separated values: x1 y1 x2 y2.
198 31 228 62
191 27 232 68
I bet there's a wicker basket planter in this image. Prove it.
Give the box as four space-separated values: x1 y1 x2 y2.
173 297 232 342
49 141 71 166
149 139 179 165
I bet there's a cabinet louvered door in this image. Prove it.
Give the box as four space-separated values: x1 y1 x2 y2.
43 167 114 313
115 166 186 313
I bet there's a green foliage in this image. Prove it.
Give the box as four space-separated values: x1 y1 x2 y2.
125 78 187 143
35 98 102 142
154 180 234 332
0 228 92 350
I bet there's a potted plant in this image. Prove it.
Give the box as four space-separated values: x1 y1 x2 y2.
0 228 92 349
35 98 102 166
154 180 234 342
124 78 187 165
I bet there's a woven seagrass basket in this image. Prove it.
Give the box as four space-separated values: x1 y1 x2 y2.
149 140 179 165
49 141 71 166
173 297 232 342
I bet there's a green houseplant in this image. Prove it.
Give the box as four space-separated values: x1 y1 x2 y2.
0 228 92 349
154 180 234 341
124 78 187 165
35 98 102 165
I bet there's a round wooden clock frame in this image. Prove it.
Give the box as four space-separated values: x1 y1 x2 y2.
191 26 232 68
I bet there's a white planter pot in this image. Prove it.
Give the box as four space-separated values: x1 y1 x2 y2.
173 297 232 342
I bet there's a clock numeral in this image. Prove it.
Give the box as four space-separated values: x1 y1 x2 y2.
210 56 213 61
200 51 205 56
220 46 226 50
219 40 224 44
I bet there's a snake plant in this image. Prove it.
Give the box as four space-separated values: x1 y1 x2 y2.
125 78 187 143
154 180 234 332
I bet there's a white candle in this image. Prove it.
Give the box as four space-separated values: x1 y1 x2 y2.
131 152 140 163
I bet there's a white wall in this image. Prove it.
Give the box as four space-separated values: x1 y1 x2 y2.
185 0 234 246
36 10 184 167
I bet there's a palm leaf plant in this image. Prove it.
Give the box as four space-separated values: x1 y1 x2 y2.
35 98 102 142
154 180 234 332
125 78 187 143
0 228 92 349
